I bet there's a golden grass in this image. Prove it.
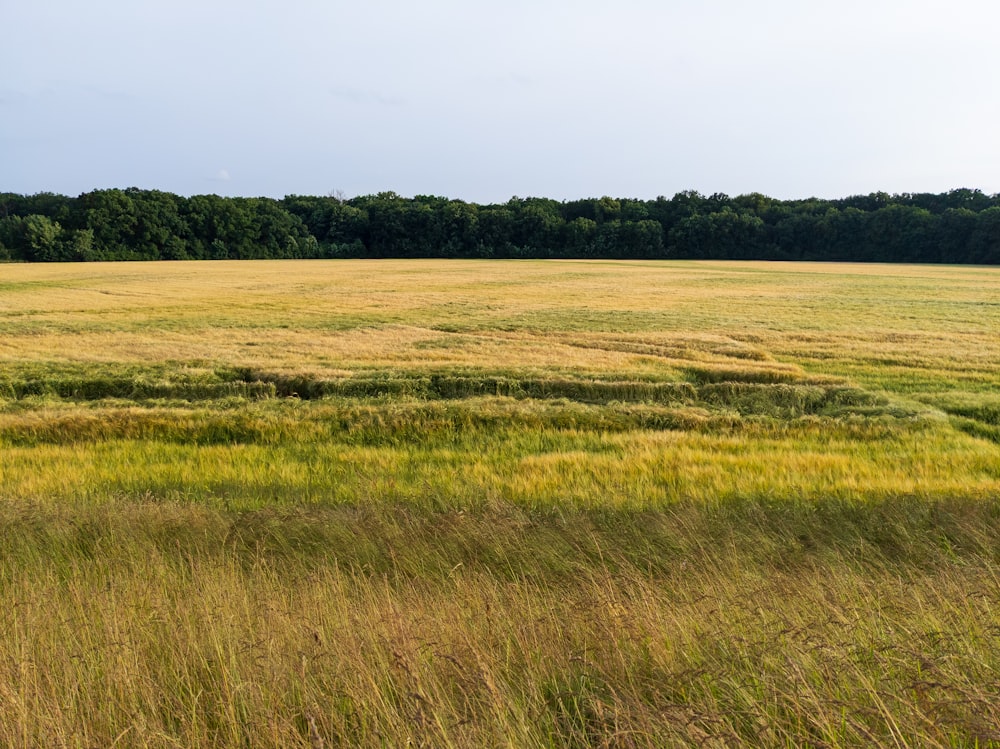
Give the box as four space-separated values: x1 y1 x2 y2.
4 499 1000 748
2 259 1000 746
2 260 998 386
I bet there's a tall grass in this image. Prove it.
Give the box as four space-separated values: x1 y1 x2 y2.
1 259 1000 746
3 498 1000 747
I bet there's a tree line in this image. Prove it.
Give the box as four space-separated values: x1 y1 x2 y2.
1 187 998 264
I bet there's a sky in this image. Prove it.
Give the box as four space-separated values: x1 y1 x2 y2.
3 0 1000 203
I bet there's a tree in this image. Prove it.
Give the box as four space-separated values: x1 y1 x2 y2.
562 217 598 257
508 198 564 255
0 215 27 259
438 200 479 257
68 228 97 261
24 214 64 261
81 189 138 258
968 207 1000 264
626 219 665 258
594 196 621 223
774 212 822 260
936 208 977 264
668 209 769 259
0 187 998 265
820 207 868 260
866 205 937 263
476 207 515 257
355 193 408 256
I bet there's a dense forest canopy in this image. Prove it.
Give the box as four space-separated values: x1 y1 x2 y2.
1 188 998 264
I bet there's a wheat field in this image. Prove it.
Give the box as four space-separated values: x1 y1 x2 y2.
1 259 999 747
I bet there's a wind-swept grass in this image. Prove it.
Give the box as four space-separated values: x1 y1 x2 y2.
3 497 1000 747
1 259 999 746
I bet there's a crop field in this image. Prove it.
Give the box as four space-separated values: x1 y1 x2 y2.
1 258 999 747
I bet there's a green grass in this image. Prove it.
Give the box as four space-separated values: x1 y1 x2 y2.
1 259 999 746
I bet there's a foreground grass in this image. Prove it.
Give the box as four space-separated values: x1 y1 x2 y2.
4 498 1000 747
1 259 999 746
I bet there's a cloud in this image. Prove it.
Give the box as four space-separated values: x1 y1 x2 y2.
213 168 231 181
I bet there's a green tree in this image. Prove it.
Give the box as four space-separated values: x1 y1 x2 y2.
820 207 869 260
0 215 27 259
476 207 515 257
936 208 977 264
81 189 138 258
619 219 665 258
355 192 407 256
508 197 563 255
867 205 937 262
968 207 1000 264
562 217 598 256
438 200 479 257
668 209 769 259
24 214 64 261
594 196 621 223
68 228 97 261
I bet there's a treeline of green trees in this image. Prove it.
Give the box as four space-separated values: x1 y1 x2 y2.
1 187 998 264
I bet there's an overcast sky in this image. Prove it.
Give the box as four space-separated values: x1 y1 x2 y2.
4 0 999 203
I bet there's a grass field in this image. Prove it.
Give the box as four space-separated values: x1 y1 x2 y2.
1 259 999 747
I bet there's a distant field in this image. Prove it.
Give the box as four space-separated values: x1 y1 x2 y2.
1 259 999 747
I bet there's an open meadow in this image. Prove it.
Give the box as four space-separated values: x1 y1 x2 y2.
1 259 999 747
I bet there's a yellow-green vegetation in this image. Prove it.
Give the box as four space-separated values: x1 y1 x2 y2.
1 259 999 747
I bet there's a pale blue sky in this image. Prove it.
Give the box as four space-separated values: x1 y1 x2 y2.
4 0 999 202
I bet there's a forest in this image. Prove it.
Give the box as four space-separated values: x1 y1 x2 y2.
1 187 998 264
